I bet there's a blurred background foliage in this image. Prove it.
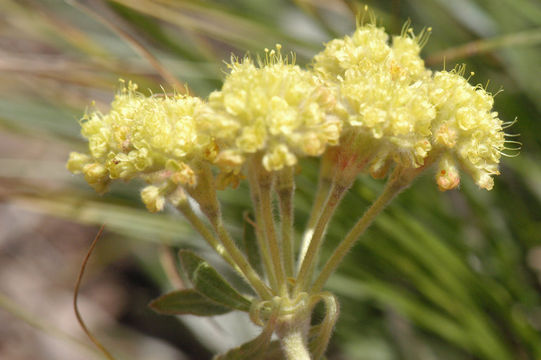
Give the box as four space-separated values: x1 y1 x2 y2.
1 0 541 359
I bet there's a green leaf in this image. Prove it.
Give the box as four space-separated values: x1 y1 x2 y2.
149 289 232 316
179 250 252 312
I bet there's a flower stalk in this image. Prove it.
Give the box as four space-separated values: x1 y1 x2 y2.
298 148 336 267
294 179 350 294
278 322 311 360
247 160 279 292
277 166 296 279
188 164 273 300
276 297 312 360
173 194 236 269
211 213 273 300
258 173 288 297
311 166 414 294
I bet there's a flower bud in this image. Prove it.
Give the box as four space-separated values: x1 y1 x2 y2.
82 163 109 194
435 156 460 191
141 185 165 212
66 152 91 173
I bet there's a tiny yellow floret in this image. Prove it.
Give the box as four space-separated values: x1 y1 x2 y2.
141 185 166 213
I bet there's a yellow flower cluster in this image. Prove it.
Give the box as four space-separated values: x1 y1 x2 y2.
67 81 211 210
313 24 435 177
312 23 507 189
199 46 341 173
68 22 510 202
430 70 506 190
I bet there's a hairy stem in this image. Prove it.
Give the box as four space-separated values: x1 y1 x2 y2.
298 152 334 268
247 162 279 292
212 212 273 300
294 178 352 294
311 167 411 293
189 163 272 300
278 316 311 360
277 167 296 279
175 198 237 270
309 292 339 360
258 174 287 296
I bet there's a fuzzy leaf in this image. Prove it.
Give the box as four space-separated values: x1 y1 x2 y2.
149 289 232 316
179 250 252 311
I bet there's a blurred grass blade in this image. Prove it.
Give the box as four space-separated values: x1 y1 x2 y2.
427 28 541 65
68 0 185 92
0 292 100 357
10 193 195 245
109 0 317 52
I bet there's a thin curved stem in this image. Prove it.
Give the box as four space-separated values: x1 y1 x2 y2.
298 177 331 267
309 292 339 360
159 245 185 289
74 225 116 360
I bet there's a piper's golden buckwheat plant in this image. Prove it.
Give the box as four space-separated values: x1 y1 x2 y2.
68 16 512 360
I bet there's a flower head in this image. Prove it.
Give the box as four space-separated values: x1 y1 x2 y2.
199 45 342 173
67 81 211 200
429 69 507 190
313 23 435 178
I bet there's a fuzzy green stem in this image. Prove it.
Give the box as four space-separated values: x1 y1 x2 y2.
175 199 237 269
280 328 311 360
294 178 352 294
258 174 288 296
298 178 331 267
311 167 411 293
278 317 311 360
212 214 273 300
277 167 296 279
309 292 339 360
298 153 334 268
188 163 272 300
247 162 279 292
